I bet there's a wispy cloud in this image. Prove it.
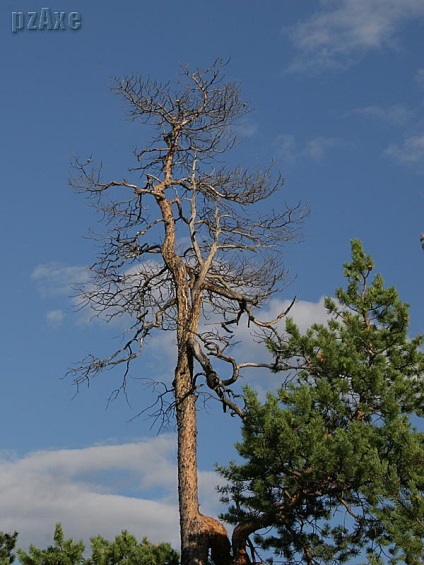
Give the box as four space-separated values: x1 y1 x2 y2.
274 133 344 164
31 263 90 297
31 260 171 327
31 263 91 327
384 134 424 172
346 103 424 170
304 137 342 160
414 68 424 86
274 134 298 164
0 436 223 552
234 119 258 139
46 309 65 328
347 104 413 126
285 0 424 73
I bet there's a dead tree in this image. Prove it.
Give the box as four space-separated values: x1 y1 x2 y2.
68 60 307 565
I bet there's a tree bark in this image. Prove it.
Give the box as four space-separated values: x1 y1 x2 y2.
173 336 202 564
174 345 232 565
232 516 273 565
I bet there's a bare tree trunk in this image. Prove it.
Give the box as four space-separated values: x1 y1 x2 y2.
174 343 203 564
175 347 232 565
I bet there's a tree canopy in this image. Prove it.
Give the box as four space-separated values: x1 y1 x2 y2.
218 240 424 564
87 530 179 565
14 524 179 565
0 532 17 565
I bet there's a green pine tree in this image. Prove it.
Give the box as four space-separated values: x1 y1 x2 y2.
87 530 179 565
16 524 179 565
217 240 424 564
0 532 17 564
17 524 85 565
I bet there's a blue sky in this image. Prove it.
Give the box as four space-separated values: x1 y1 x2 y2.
1 0 424 556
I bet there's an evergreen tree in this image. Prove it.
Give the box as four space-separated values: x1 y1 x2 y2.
0 532 17 564
218 240 424 564
87 530 179 565
17 524 85 565
16 524 178 565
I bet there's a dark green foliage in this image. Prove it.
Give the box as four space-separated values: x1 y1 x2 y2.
0 532 17 564
17 524 85 565
15 524 179 565
86 531 179 565
218 240 424 564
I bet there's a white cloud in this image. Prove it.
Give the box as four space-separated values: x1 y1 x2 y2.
31 259 172 328
31 263 90 297
384 134 424 171
304 137 341 160
46 309 65 328
275 133 343 164
274 134 297 164
348 104 413 126
129 296 333 406
0 436 224 553
279 296 331 333
208 296 332 400
31 258 335 400
243 296 330 338
207 296 331 378
234 120 258 139
0 297 334 551
143 296 333 397
285 0 424 73
31 263 91 327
